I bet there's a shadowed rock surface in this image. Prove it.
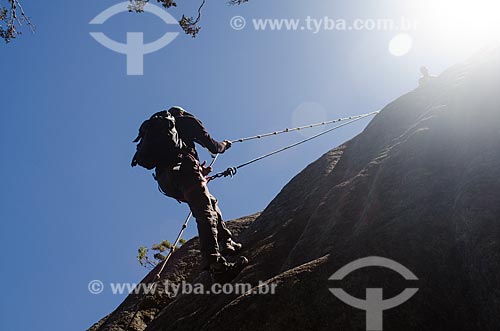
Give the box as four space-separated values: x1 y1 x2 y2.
89 46 500 331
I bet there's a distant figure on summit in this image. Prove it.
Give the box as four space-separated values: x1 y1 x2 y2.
131 106 246 280
419 66 437 87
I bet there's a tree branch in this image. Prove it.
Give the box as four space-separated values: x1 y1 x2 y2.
0 0 35 43
129 0 249 38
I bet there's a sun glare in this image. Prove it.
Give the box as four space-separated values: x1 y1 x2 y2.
423 0 500 47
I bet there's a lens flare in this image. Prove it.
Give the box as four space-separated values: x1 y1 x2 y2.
389 33 414 57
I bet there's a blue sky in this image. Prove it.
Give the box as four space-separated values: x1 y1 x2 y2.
0 0 496 330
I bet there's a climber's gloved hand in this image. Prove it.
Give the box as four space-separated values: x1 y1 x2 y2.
200 161 213 177
222 140 232 152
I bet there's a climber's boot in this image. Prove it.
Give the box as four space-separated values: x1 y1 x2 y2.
210 256 249 283
220 238 243 256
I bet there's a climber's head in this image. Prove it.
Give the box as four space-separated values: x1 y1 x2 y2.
168 106 186 116
420 66 429 77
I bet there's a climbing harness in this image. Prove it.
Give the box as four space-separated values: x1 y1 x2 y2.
125 110 379 330
209 111 379 181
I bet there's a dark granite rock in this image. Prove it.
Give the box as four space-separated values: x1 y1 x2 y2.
89 46 500 331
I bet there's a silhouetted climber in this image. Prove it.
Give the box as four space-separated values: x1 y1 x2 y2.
419 66 437 87
132 106 246 279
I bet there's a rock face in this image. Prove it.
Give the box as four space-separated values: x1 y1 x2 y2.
89 46 500 331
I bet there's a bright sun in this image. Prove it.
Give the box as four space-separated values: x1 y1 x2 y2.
389 0 500 56
422 0 500 47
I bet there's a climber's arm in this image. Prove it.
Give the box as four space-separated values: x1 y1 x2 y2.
188 117 230 154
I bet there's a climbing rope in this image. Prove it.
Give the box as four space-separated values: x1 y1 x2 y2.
209 111 379 181
229 111 380 144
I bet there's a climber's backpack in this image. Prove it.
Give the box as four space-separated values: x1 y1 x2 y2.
131 111 186 170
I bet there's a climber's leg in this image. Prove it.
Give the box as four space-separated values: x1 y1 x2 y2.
209 194 243 255
209 194 232 242
184 184 225 269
